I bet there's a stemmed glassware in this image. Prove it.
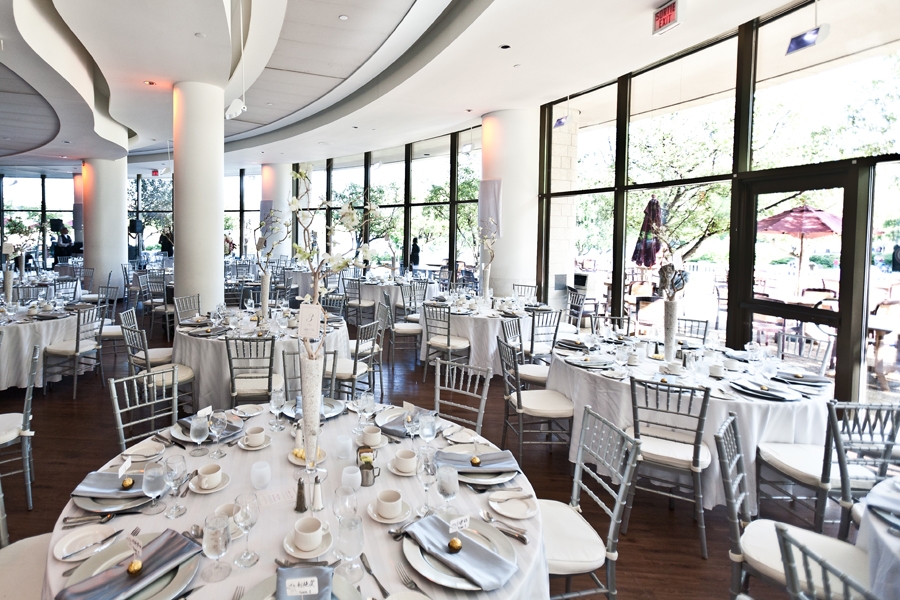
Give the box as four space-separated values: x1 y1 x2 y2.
416 446 437 516
332 486 358 523
189 414 209 457
209 410 228 459
334 515 364 585
418 412 436 447
201 514 232 582
245 298 255 313
140 462 167 515
436 465 459 513
233 493 260 568
404 411 420 440
269 390 286 432
163 455 187 519
227 311 240 337
355 393 375 436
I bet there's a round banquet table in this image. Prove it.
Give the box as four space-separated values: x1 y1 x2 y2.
42 407 548 600
419 310 533 375
546 353 831 510
855 479 900 600
171 325 351 411
359 281 438 308
0 312 77 391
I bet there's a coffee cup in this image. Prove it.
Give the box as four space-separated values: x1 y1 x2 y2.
627 352 640 366
709 364 726 378
198 464 222 490
244 426 265 448
667 362 684 376
293 516 329 552
362 425 382 447
376 489 403 519
27 306 38 316
214 503 239 534
394 449 416 473
724 358 742 371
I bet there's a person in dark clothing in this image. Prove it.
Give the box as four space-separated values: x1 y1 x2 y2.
54 227 73 265
159 228 174 257
410 237 420 274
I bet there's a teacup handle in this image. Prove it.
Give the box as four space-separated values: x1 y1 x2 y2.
373 467 381 477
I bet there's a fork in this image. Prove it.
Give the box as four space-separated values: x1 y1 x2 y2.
232 586 244 600
396 564 431 599
131 526 141 537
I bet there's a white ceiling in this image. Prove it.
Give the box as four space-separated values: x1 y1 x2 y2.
0 61 59 157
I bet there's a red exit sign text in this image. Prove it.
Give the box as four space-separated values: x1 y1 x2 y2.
653 0 680 35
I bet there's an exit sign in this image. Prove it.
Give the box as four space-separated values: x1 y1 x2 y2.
653 0 680 35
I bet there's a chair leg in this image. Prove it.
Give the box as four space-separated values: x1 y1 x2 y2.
23 438 33 510
518 412 525 459
72 355 78 399
621 471 638 535
693 470 708 559
814 487 828 533
501 400 510 451
729 562 745 600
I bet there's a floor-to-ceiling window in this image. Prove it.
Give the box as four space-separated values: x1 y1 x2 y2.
368 147 405 273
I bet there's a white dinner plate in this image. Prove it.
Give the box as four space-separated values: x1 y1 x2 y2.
283 398 344 421
375 406 406 427
439 443 516 485
188 473 231 495
564 355 614 369
241 574 360 600
443 426 480 444
232 404 264 418
238 435 272 451
53 524 117 562
488 491 539 520
402 511 516 591
366 501 412 524
169 414 243 443
282 531 333 559
72 495 151 514
354 434 388 449
119 440 165 463
67 533 200 600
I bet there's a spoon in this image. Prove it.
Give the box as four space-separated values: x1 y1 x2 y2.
466 484 522 495
190 524 203 541
62 513 114 529
479 509 527 534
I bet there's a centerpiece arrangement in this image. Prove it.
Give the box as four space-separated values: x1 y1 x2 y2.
479 218 498 300
658 262 690 362
3 216 41 300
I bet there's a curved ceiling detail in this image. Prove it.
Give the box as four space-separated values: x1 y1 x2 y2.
0 61 60 157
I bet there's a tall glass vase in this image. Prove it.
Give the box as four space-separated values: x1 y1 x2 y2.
299 351 325 478
664 299 678 363
260 271 271 318
482 263 491 300
3 268 13 302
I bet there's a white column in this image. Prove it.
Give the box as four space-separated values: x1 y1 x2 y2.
82 158 127 296
173 81 224 312
72 173 84 244
261 163 293 258
481 109 540 297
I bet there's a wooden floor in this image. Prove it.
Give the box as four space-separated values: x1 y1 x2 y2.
0 315 842 599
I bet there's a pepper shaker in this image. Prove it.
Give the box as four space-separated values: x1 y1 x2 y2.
294 477 307 513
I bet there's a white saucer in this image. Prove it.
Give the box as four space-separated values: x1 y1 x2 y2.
444 427 480 444
387 459 416 477
232 404 264 418
238 435 272 451
119 440 165 463
188 473 231 494
488 491 539 519
366 500 412 524
287 448 326 466
53 524 117 562
355 435 389 449
282 531 333 559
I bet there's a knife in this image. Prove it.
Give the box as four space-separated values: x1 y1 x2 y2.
162 434 187 450
176 585 204 599
492 524 529 544
61 528 122 560
359 553 390 599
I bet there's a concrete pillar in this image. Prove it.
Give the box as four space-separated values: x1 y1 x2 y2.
82 158 127 296
72 173 84 244
261 163 293 258
481 109 540 297
173 81 224 312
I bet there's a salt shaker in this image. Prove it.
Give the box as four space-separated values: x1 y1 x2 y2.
311 476 324 512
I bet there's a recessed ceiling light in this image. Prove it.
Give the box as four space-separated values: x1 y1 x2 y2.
63 140 71 144
465 109 473 113
144 81 156 86
266 102 273 106
195 32 206 38
424 153 430 156
513 64 521 68
499 44 511 50
260 151 265 154
352 126 358 129
60 156 67 158
339 15 349 20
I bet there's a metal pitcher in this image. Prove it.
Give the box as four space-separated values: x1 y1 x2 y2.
360 463 381 487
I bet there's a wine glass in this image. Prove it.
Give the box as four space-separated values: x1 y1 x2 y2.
189 414 209 457
419 412 436 447
332 486 358 523
140 462 167 515
269 390 286 432
415 446 437 516
208 410 228 459
245 297 255 313
233 493 260 568
201 514 232 582
356 393 375 436
436 465 459 513
163 455 187 519
227 311 240 337
334 515 364 585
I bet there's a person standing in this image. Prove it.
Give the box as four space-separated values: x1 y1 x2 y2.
54 227 72 266
410 237 420 274
159 227 174 257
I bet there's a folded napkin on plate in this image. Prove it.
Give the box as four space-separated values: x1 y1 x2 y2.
434 449 521 475
865 478 900 514
774 371 831 385
188 326 228 338
404 515 517 591
71 472 147 499
276 565 333 600
56 529 201 600
177 418 242 441
380 408 426 438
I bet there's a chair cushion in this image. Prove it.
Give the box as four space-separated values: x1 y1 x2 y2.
0 532 51 600
0 413 24 445
758 443 877 490
518 363 549 385
153 304 175 313
851 501 865 525
525 342 553 357
234 373 285 395
406 313 420 323
350 341 382 356
325 357 369 380
626 425 711 471
101 325 124 338
149 363 196 386
132 347 174 367
509 389 574 418
45 339 98 356
740 519 870 594
80 293 99 303
539 499 606 575
347 300 375 308
393 322 422 335
427 335 470 350
558 323 579 335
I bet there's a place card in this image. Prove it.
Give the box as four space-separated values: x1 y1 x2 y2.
298 304 320 338
285 577 318 596
448 515 469 533
118 457 132 478
127 535 143 559
257 487 297 508
197 406 212 418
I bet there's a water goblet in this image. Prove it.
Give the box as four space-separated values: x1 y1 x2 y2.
332 486 358 523
416 446 437 516
140 462 167 515
333 516 364 585
245 297 255 313
233 492 260 568
163 455 187 519
227 312 240 337
208 410 228 459
418 412 436 447
189 414 209 457
269 390 286 432
436 465 459 513
201 514 232 582
358 393 376 432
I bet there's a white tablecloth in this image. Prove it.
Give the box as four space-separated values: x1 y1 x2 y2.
287 271 316 299
172 326 351 411
42 408 548 600
856 479 900 600
0 315 77 391
546 355 830 510
419 312 533 375
359 282 438 309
